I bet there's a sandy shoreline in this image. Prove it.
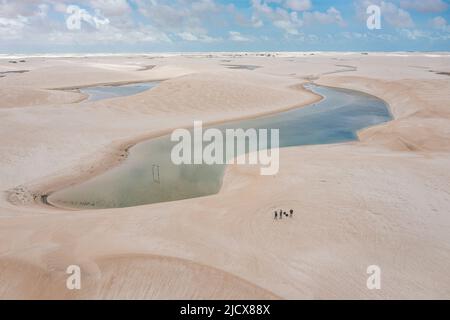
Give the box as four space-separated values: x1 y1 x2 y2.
1 53 450 299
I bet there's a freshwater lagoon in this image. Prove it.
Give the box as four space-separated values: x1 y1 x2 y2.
80 81 158 102
48 84 392 209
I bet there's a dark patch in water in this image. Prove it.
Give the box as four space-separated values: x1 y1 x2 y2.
48 84 392 210
0 70 29 76
138 65 156 71
431 70 450 76
222 64 262 71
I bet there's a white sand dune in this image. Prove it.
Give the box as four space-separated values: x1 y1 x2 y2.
0 255 279 300
0 53 449 299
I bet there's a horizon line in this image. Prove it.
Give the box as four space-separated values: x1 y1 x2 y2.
2 50 450 58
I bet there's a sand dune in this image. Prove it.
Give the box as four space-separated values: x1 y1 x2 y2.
1 53 449 299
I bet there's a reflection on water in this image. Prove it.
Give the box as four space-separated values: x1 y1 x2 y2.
81 81 158 102
48 84 392 209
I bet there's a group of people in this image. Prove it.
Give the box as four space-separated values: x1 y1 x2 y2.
274 209 294 220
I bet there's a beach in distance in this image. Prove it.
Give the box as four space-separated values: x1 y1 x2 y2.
1 52 450 299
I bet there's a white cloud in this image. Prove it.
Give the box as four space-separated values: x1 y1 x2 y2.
178 31 199 41
252 0 273 15
341 31 367 39
354 0 414 28
178 31 220 42
400 28 428 40
0 1 54 40
252 0 304 35
66 5 110 30
431 16 450 32
251 14 264 27
303 6 346 27
0 0 173 45
252 1 346 35
0 0 448 50
90 0 131 16
135 0 221 42
36 4 49 18
0 16 27 39
191 0 218 12
229 31 251 41
400 0 448 13
0 1 35 18
284 0 312 12
383 3 414 28
431 16 447 28
47 24 172 44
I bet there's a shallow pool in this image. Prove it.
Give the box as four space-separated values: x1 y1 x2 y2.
48 84 392 209
80 81 158 102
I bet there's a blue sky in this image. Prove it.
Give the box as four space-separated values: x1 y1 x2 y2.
0 0 449 53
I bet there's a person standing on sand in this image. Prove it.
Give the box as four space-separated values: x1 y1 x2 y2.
274 211 278 220
290 209 294 218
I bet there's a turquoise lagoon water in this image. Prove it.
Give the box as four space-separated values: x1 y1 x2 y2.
48 84 392 209
80 82 158 102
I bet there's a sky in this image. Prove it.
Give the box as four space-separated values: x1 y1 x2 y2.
0 0 449 53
